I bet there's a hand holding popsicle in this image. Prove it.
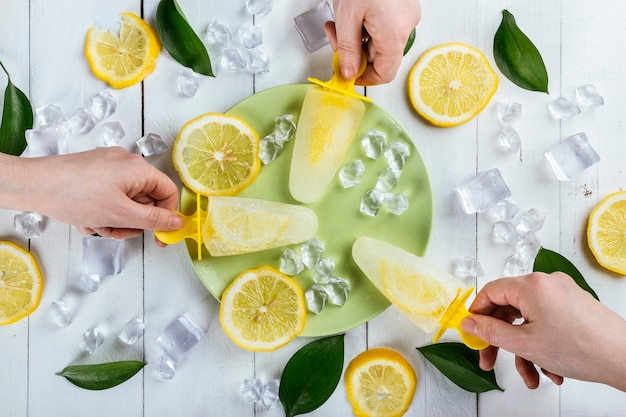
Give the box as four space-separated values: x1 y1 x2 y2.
461 272 626 391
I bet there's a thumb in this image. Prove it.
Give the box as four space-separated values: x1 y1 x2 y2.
127 203 184 232
461 315 527 351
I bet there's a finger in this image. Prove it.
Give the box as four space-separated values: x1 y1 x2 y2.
478 345 500 371
469 277 528 315
541 368 564 386
76 226 96 235
515 356 540 389
123 202 184 232
323 21 337 50
332 3 365 80
358 47 402 85
461 314 533 354
108 228 144 240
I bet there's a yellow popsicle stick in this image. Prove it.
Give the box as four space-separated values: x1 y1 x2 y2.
433 287 489 350
154 193 207 261
307 51 372 102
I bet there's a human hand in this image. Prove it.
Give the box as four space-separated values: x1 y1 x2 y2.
461 272 626 391
324 0 421 85
22 147 183 245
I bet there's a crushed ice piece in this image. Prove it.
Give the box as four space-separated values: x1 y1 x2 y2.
384 141 410 170
102 121 125 146
50 300 72 328
548 97 580 119
503 253 530 276
515 208 547 234
178 67 199 97
312 257 335 284
119 317 145 345
259 133 284 165
206 19 232 47
454 257 485 279
497 125 521 153
247 49 270 75
240 378 279 409
238 22 263 49
68 108 96 134
493 221 522 245
80 327 106 354
487 199 520 221
326 277 350 306
496 97 522 123
136 133 169 156
381 193 409 215
14 211 43 239
221 49 247 72
301 238 324 268
574 84 604 107
338 160 365 188
246 0 273 16
360 189 384 216
516 232 541 260
456 168 511 214
36 104 65 127
305 284 329 314
156 356 176 381
375 167 401 192
74 273 101 293
361 129 386 160
273 115 296 143
279 248 304 276
91 90 117 121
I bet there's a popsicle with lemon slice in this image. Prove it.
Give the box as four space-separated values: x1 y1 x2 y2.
155 195 318 258
352 236 488 350
289 52 371 203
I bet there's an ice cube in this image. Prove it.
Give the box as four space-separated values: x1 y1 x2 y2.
261 379 280 409
493 221 522 245
301 238 324 268
294 0 334 53
74 273 101 293
259 134 283 165
361 129 386 160
36 104 65 127
50 300 73 328
102 121 125 146
487 199 520 221
178 67 199 97
496 97 522 123
241 378 264 402
456 168 511 214
548 97 580 119
13 212 43 239
247 49 270 75
81 235 125 276
544 132 600 181
118 317 145 345
136 133 169 156
246 0 273 16
516 232 541 260
312 257 335 284
91 90 117 121
238 22 262 49
574 84 604 107
68 108 96 135
515 208 547 234
305 284 329 314
381 193 409 215
497 125 521 153
384 141 410 170
375 167 401 192
338 160 365 188
326 277 350 306
273 115 296 143
279 248 304 276
221 49 247 72
154 313 204 363
503 253 530 276
206 19 232 47
24 127 69 157
80 327 106 354
454 257 485 279
360 189 384 216
156 356 176 381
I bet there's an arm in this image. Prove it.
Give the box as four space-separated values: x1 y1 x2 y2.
461 272 626 391
324 0 421 85
0 147 183 244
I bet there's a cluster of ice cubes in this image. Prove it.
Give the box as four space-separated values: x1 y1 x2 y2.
259 114 297 164
76 316 146 355
278 238 350 314
344 129 410 217
206 7 270 76
241 378 280 410
495 98 522 154
548 84 604 119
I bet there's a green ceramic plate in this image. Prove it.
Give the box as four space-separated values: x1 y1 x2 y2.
180 83 432 337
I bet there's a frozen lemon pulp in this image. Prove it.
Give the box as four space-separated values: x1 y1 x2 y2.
219 266 306 351
289 86 365 203
352 236 461 333
0 241 44 325
345 348 417 417
202 196 318 256
587 191 626 274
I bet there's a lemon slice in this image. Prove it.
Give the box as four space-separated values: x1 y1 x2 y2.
345 348 417 417
587 191 626 274
85 12 161 89
0 241 44 325
173 113 261 196
408 42 499 127
219 266 306 352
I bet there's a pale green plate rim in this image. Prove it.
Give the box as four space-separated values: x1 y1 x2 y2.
180 83 432 337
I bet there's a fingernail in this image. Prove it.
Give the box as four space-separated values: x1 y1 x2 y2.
461 317 478 335
340 63 356 80
169 214 185 230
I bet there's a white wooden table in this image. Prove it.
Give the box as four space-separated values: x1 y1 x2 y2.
1 1 625 416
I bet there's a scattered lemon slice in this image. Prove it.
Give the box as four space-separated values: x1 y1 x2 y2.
0 241 44 325
345 348 417 417
219 266 306 352
85 12 161 89
173 113 261 196
408 42 499 127
587 191 626 274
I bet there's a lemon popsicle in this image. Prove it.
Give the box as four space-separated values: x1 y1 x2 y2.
352 236 488 350
289 52 370 203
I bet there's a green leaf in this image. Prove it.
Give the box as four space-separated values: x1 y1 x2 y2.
417 342 503 393
156 0 214 76
403 28 416 56
0 61 33 156
493 9 549 93
279 335 344 417
533 247 599 300
56 361 145 390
